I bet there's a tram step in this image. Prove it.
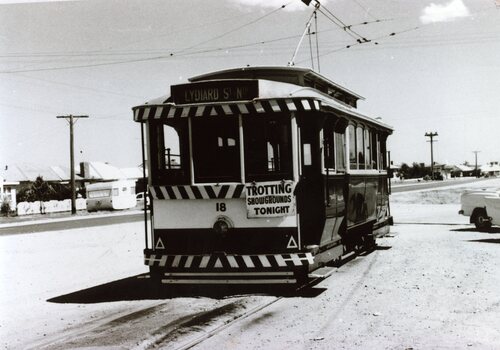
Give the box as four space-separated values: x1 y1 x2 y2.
308 266 336 279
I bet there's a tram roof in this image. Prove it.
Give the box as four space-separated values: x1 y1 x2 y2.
189 66 365 104
133 66 392 132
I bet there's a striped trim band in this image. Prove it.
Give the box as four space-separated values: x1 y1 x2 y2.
133 98 320 122
145 253 314 269
150 184 245 200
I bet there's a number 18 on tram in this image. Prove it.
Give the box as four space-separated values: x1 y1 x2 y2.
132 66 393 284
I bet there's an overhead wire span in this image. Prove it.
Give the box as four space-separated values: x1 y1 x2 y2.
175 2 291 55
3 3 496 74
295 25 421 65
316 4 369 43
351 0 378 21
0 2 291 74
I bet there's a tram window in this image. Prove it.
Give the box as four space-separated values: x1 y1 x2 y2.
150 119 189 184
192 118 240 183
356 126 365 170
348 125 356 169
303 143 312 166
323 122 334 170
371 131 378 169
323 122 345 172
380 135 387 169
334 132 345 171
244 116 292 181
364 129 371 169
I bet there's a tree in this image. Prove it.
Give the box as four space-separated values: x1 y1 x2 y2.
400 163 410 179
31 176 54 202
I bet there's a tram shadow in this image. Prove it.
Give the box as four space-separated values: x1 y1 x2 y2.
48 274 325 304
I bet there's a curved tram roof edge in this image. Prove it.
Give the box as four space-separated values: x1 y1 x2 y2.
132 78 393 132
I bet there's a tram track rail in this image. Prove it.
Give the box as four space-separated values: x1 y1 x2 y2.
25 245 379 350
164 248 375 350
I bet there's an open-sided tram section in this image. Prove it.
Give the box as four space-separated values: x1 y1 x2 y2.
133 66 393 284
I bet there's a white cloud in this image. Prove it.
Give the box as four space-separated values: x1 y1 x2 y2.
420 0 470 24
229 0 326 12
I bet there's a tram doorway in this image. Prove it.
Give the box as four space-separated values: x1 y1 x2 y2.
298 119 325 246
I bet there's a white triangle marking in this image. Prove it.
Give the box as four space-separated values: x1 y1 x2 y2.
155 237 165 249
287 236 298 249
214 258 223 268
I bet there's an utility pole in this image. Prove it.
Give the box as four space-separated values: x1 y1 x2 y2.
425 132 438 180
57 115 89 214
473 150 480 177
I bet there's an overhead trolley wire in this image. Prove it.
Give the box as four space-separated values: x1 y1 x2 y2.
317 4 369 43
172 2 291 55
295 25 421 65
351 0 379 21
0 2 291 74
2 4 497 74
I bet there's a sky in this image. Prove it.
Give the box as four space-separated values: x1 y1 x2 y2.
0 0 499 169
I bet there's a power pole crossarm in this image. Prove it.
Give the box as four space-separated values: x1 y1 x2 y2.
57 115 89 214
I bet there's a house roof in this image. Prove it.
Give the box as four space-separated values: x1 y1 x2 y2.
0 164 81 182
81 162 143 181
455 164 474 172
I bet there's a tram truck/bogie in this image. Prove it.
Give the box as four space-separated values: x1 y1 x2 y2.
133 66 393 285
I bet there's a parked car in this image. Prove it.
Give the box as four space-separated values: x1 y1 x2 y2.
136 192 150 209
459 190 500 230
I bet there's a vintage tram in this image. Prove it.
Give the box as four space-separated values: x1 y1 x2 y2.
133 66 393 284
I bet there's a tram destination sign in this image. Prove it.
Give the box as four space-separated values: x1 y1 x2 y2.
171 80 259 104
245 180 296 218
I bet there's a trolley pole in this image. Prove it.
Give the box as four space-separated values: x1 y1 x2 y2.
424 132 438 180
57 115 89 214
473 150 480 177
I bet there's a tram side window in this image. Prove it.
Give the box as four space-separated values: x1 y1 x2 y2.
356 126 365 170
150 119 189 184
323 123 345 172
348 125 357 170
244 115 292 181
192 118 240 183
364 128 371 170
334 132 345 171
371 130 378 170
380 134 388 169
323 123 334 169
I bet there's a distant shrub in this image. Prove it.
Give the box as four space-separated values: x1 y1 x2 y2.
1 199 11 216
17 176 76 203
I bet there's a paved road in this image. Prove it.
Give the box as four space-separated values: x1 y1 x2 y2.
0 211 146 235
391 177 490 193
0 177 491 235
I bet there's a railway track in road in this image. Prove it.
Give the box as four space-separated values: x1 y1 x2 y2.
26 249 367 350
161 251 367 350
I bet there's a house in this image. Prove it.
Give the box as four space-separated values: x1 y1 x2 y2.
442 164 474 178
481 162 500 177
79 161 146 193
0 174 19 210
0 164 83 211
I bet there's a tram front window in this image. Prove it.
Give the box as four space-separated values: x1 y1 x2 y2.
192 118 241 183
150 119 189 184
244 116 292 181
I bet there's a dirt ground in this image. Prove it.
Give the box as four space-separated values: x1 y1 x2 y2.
1 179 500 349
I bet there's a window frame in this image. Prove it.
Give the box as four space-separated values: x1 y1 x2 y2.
243 114 293 182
